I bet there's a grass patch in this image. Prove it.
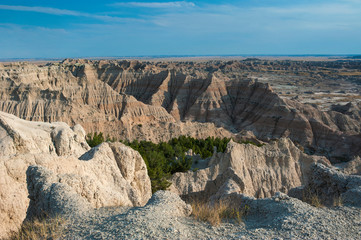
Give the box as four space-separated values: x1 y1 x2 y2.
308 194 323 208
6 215 66 240
191 200 249 226
333 196 343 207
302 188 324 208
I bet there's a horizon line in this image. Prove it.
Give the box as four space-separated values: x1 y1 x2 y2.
1 54 361 62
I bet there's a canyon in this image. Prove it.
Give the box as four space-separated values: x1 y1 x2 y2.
1 59 361 162
0 58 361 239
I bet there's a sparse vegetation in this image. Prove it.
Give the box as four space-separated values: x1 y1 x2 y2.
333 196 343 207
302 188 324 208
86 132 105 148
308 194 323 208
7 216 66 240
86 132 117 147
191 200 249 226
86 134 231 193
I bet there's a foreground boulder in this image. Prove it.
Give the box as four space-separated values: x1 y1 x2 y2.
26 168 192 239
170 138 330 200
26 166 92 220
289 163 361 207
0 111 89 157
0 111 151 238
336 156 361 175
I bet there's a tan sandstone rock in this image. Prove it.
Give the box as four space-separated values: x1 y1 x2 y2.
169 138 330 199
1 61 360 160
336 156 361 175
0 111 151 238
26 165 92 220
293 163 361 207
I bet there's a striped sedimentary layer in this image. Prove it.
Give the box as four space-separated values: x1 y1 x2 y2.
0 60 360 160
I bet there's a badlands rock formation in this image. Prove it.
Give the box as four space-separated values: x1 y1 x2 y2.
331 102 361 122
23 148 361 239
0 60 360 160
26 166 92 220
337 156 361 175
170 138 330 199
290 163 361 206
60 191 361 239
0 111 151 238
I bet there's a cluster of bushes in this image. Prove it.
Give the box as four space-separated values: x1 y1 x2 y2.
86 133 230 193
123 136 230 193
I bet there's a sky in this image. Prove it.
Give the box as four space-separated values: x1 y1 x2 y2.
0 0 361 58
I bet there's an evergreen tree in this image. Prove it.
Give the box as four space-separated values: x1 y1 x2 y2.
87 133 231 193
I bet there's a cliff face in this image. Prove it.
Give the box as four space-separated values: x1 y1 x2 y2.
0 60 360 159
169 138 330 199
0 62 176 141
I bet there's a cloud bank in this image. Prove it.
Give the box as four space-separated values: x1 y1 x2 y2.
112 1 195 8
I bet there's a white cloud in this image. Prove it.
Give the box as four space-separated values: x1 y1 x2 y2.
0 5 128 22
150 1 361 31
112 1 195 8
0 5 83 16
260 3 358 15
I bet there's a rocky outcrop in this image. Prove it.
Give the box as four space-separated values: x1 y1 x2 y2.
170 138 330 199
0 111 90 238
97 190 192 239
25 169 193 239
0 62 177 142
0 111 151 239
337 156 361 175
128 190 192 218
63 190 196 240
60 190 361 239
331 102 361 122
26 166 92 220
1 61 361 160
0 111 89 157
289 163 361 207
78 142 152 207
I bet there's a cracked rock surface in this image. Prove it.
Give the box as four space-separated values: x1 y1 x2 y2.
0 111 151 239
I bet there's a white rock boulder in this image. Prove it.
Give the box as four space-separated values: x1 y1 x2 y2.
0 111 151 238
170 138 330 200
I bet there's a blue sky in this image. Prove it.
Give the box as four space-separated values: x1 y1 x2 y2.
0 0 361 58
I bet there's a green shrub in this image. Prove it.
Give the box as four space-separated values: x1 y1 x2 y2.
125 136 230 193
86 132 104 147
87 133 231 193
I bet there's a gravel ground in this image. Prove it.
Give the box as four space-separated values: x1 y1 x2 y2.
61 192 361 240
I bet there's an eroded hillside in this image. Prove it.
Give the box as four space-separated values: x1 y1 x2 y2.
1 59 361 161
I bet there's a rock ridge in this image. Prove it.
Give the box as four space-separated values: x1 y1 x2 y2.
170 138 330 199
0 112 151 238
1 61 361 160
